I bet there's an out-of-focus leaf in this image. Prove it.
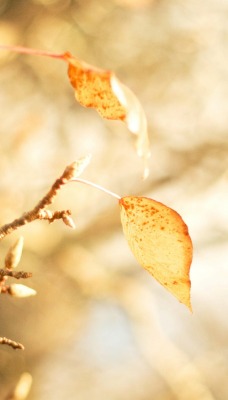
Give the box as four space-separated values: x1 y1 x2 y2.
119 196 193 309
111 76 150 178
14 373 33 400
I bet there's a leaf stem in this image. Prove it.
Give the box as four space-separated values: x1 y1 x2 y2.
0 44 65 60
71 178 121 200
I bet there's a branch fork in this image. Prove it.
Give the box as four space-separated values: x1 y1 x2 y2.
0 162 79 241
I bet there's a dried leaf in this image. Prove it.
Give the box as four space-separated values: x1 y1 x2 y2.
64 52 150 174
64 52 126 120
119 196 193 309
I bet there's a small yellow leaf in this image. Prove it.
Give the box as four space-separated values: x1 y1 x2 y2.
119 196 193 309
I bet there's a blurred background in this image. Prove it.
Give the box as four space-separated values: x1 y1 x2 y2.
0 0 228 399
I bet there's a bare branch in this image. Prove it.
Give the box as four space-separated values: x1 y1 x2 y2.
0 337 24 350
37 209 73 224
0 269 32 279
0 162 77 240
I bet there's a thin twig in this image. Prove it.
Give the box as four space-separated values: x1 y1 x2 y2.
0 269 32 279
0 337 24 350
37 209 72 223
0 162 77 240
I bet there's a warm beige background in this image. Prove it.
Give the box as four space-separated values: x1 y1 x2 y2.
0 0 227 399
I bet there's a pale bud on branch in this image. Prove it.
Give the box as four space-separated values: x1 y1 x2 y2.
5 237 24 269
9 284 36 298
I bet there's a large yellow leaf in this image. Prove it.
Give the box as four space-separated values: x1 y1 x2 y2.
119 196 193 309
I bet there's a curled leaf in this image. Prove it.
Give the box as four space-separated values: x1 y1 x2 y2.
64 52 150 175
111 76 150 178
119 196 193 309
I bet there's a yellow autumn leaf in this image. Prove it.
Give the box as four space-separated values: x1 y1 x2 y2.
119 196 193 310
65 52 126 120
64 52 150 176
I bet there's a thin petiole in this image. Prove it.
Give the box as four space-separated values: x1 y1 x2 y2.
70 178 121 200
0 44 64 60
